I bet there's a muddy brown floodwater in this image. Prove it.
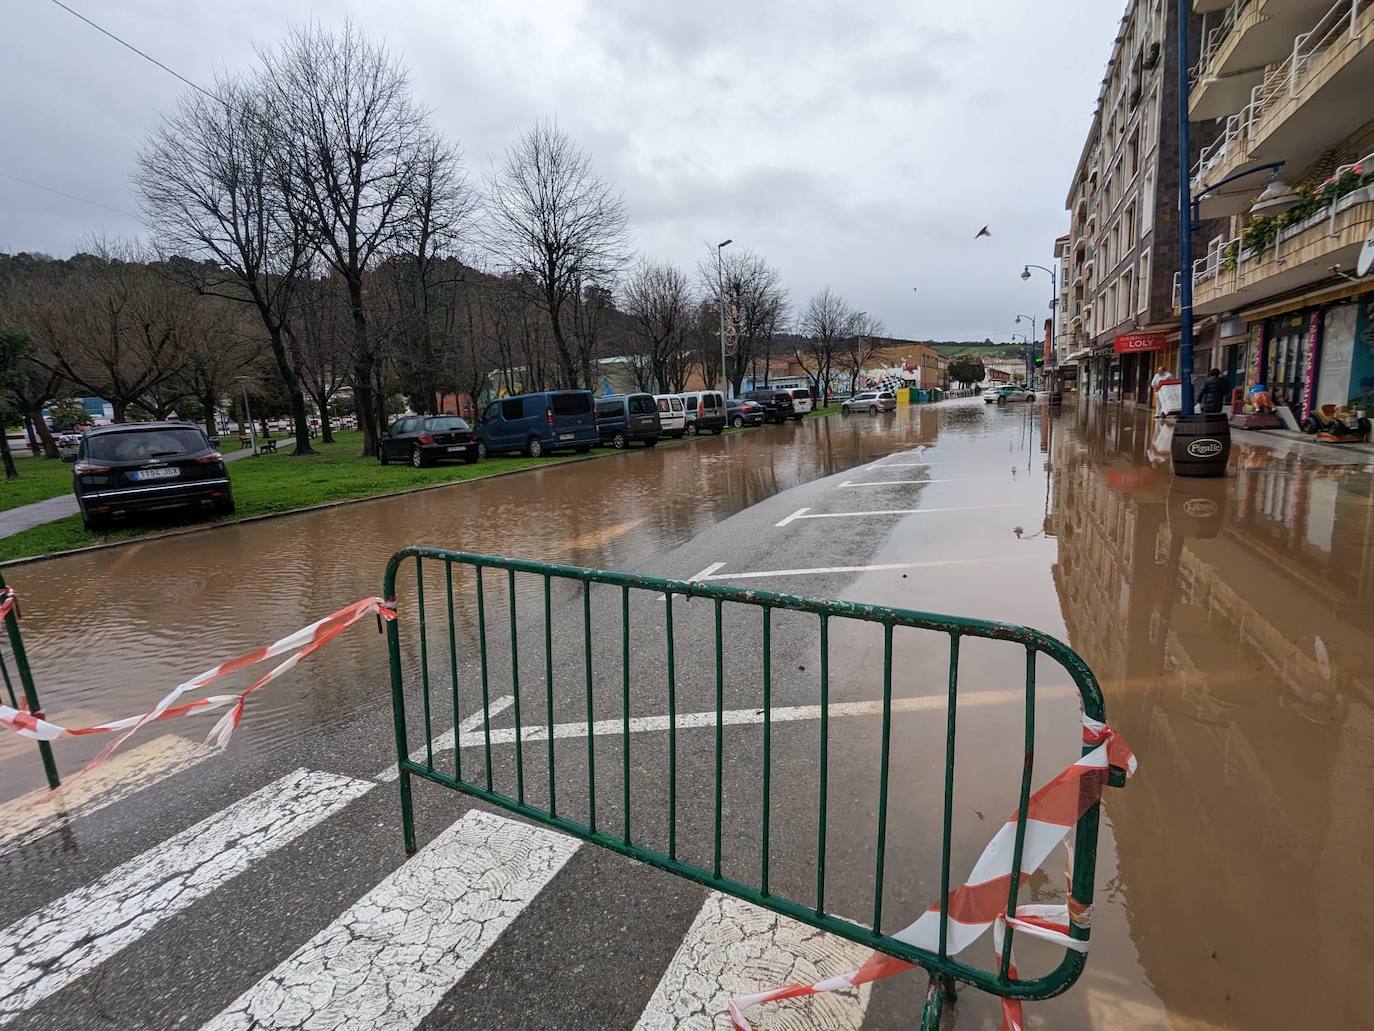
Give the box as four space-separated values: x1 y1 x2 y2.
3 398 1372 1028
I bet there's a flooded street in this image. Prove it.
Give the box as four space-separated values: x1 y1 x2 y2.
2 399 1371 1029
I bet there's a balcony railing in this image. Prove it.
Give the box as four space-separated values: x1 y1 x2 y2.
1192 0 1364 189
1191 0 1252 88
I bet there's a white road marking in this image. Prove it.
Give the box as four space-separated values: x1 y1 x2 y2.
458 686 1074 748
657 562 726 601
201 809 579 1031
837 477 1003 487
695 557 1005 581
375 694 516 782
0 768 372 1026
779 504 1017 522
0 734 210 856
634 892 871 1031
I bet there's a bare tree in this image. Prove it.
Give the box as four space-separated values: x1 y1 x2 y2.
136 75 318 454
622 260 693 393
795 287 862 405
294 270 349 442
261 21 433 457
839 312 885 395
174 298 262 437
698 248 788 394
486 120 629 389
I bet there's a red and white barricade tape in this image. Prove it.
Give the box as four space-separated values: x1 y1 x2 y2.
0 586 17 622
0 596 395 775
727 716 1136 1031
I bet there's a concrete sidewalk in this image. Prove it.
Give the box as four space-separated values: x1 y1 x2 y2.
0 445 269 541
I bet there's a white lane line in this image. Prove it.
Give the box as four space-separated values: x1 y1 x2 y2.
0 734 210 856
375 694 516 782
657 562 726 601
696 557 1004 581
0 768 372 1026
458 686 1074 748
201 809 579 1031
780 504 1016 522
837 477 1003 487
635 892 871 1031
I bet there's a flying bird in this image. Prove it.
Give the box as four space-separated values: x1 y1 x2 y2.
975 226 991 239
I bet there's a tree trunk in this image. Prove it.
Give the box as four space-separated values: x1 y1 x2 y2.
25 403 58 459
111 399 126 423
1 430 16 480
347 280 379 458
203 392 217 439
260 415 272 439
314 389 335 443
269 327 316 457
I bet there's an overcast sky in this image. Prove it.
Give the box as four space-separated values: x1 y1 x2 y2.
1 0 1122 341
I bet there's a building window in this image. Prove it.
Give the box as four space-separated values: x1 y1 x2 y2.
1141 172 1155 235
1138 253 1150 313
1107 283 1118 328
1124 203 1137 249
1119 271 1133 325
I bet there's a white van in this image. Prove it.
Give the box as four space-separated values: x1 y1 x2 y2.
653 394 687 438
678 391 727 435
784 386 814 416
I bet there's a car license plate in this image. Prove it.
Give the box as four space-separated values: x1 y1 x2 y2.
558 433 574 441
131 467 180 481
447 446 463 452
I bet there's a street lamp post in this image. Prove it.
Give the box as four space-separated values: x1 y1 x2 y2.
716 239 732 398
234 376 257 456
1022 263 1058 397
1015 315 1038 385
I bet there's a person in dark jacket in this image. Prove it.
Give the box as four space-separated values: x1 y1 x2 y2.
1197 368 1231 414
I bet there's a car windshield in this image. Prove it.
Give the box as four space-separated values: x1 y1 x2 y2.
426 417 471 432
86 427 207 462
629 395 656 414
550 393 591 415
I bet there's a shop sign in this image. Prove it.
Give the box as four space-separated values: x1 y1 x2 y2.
1301 310 1321 421
1187 438 1224 458
1114 332 1168 354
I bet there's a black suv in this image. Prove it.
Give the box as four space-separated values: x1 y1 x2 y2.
740 389 798 424
68 422 232 530
595 394 661 448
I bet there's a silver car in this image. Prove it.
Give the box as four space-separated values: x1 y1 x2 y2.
841 390 897 414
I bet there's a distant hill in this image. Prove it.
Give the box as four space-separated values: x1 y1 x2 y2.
929 342 1028 359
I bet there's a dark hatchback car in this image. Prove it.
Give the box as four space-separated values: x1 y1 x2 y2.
726 398 766 427
378 415 479 467
594 393 661 448
68 422 232 531
740 389 797 424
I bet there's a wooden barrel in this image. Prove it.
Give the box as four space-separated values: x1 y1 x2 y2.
1171 413 1230 477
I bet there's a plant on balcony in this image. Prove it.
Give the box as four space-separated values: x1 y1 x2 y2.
1222 240 1239 271
1278 183 1322 229
1143 42 1160 70
1242 216 1278 253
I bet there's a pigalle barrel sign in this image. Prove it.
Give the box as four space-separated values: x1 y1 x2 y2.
1186 437 1223 459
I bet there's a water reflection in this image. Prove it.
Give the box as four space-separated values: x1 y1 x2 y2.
1052 401 1374 1030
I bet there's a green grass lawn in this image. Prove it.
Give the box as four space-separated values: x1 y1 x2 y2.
807 403 843 418
0 430 595 563
1 453 73 513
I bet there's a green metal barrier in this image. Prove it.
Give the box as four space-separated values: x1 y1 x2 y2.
0 571 60 790
384 546 1112 1024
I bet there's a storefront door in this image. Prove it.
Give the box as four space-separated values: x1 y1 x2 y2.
1265 313 1309 410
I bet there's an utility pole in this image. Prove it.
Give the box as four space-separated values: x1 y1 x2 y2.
717 239 732 397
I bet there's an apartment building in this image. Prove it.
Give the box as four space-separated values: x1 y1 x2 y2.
1184 0 1374 420
1060 0 1215 406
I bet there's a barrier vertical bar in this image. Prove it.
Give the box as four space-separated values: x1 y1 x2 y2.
622 585 631 845
938 633 961 960
873 621 894 932
816 613 829 916
416 558 433 770
446 560 461 783
508 568 524 804
383 559 414 854
761 604 772 896
583 579 597 833
544 574 556 817
475 565 493 792
665 591 677 861
999 646 1038 979
713 597 724 879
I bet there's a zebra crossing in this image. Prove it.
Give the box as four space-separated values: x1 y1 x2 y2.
0 756 875 1031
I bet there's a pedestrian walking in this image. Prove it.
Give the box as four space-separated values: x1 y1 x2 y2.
1197 368 1231 415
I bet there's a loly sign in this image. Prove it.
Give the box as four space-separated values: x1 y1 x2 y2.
1114 332 1169 354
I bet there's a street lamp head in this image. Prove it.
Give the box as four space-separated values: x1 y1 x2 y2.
1021 267 1032 281
1249 174 1301 215
718 239 732 249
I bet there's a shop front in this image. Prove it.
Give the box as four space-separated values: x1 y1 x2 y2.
1114 331 1169 406
1315 292 1374 414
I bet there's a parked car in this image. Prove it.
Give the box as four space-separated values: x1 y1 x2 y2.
67 422 232 531
984 384 1034 404
726 398 767 427
475 390 598 458
841 390 897 414
740 389 798 424
378 415 478 467
595 393 661 448
653 394 687 438
783 386 814 416
678 391 727 435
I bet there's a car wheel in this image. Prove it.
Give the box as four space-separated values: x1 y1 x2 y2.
869 404 878 414
731 415 744 428
412 447 428 468
82 512 108 533
526 436 543 458
214 493 236 516
645 438 658 448
612 432 627 449
477 441 488 460
712 427 723 435
997 396 1007 405
688 423 699 436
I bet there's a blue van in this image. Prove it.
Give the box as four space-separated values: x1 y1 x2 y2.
475 390 598 458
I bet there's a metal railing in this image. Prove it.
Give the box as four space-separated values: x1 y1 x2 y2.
384 546 1120 1024
0 573 60 790
1192 0 1251 89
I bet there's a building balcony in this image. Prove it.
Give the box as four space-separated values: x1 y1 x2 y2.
1190 0 1334 120
1190 181 1374 314
1193 0 1374 209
